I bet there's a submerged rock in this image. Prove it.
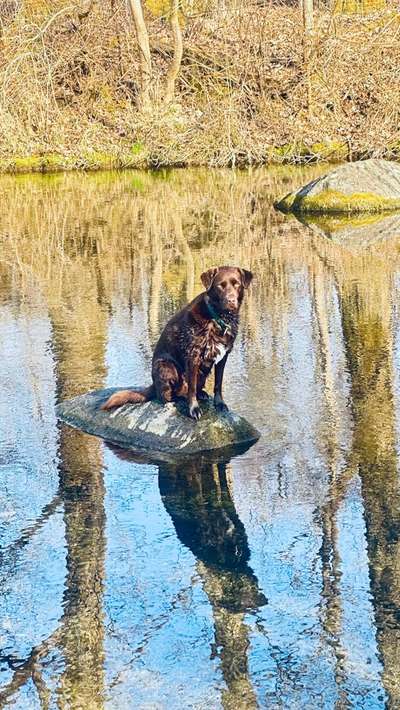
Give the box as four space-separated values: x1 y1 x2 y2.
275 159 400 215
56 388 260 459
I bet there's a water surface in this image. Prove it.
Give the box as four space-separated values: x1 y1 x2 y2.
1 167 400 708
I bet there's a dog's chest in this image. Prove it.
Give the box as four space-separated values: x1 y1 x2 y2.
209 342 227 364
203 335 228 365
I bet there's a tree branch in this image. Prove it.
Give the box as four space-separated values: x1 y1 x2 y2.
165 0 183 103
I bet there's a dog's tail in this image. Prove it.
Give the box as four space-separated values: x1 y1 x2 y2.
101 385 155 411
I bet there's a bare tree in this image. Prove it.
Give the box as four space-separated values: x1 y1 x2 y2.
301 0 313 113
165 0 183 103
127 0 152 108
302 0 313 35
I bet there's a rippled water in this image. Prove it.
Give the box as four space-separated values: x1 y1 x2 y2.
1 166 400 708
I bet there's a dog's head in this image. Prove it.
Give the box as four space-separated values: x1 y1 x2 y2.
201 266 253 313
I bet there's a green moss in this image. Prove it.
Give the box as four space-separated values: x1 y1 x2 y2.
13 156 43 171
3 154 72 173
276 189 400 215
131 142 144 156
309 142 348 161
0 143 388 176
266 144 307 161
0 149 150 175
266 141 348 164
42 153 70 169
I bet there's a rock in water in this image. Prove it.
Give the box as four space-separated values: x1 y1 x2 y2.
56 388 260 458
275 159 400 214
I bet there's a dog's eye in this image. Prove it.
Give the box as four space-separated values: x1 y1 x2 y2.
219 281 227 289
231 280 239 287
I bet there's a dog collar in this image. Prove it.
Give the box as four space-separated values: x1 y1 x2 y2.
206 301 232 335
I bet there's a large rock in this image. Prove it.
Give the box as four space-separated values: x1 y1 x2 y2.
275 159 400 214
56 387 260 460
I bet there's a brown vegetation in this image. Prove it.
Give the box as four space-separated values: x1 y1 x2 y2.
0 0 398 169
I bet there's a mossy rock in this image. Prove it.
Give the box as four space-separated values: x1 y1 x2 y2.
56 388 260 461
275 159 400 215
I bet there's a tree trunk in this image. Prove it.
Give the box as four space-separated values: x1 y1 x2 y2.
301 0 313 114
164 0 183 103
127 0 152 108
302 0 313 35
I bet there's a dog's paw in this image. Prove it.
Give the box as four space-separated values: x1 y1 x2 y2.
189 403 202 420
214 397 228 413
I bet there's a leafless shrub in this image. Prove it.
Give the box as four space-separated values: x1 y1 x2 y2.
0 0 397 165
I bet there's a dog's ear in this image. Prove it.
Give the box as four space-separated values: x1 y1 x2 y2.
240 269 253 289
201 267 219 290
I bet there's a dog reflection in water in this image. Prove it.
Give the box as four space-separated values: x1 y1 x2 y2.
108 444 267 706
159 456 267 612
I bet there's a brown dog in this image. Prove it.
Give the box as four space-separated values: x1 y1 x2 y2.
101 265 253 419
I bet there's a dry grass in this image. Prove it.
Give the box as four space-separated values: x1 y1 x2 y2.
0 0 398 168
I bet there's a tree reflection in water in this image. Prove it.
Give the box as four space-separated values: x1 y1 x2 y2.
310 220 400 707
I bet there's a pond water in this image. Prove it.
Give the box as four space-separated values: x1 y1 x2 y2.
0 166 400 708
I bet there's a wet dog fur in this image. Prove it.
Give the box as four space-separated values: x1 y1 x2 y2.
101 265 253 419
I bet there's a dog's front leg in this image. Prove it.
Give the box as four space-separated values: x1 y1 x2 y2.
186 358 201 420
214 353 229 412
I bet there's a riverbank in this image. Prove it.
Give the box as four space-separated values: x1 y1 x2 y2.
0 3 398 172
0 141 351 175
